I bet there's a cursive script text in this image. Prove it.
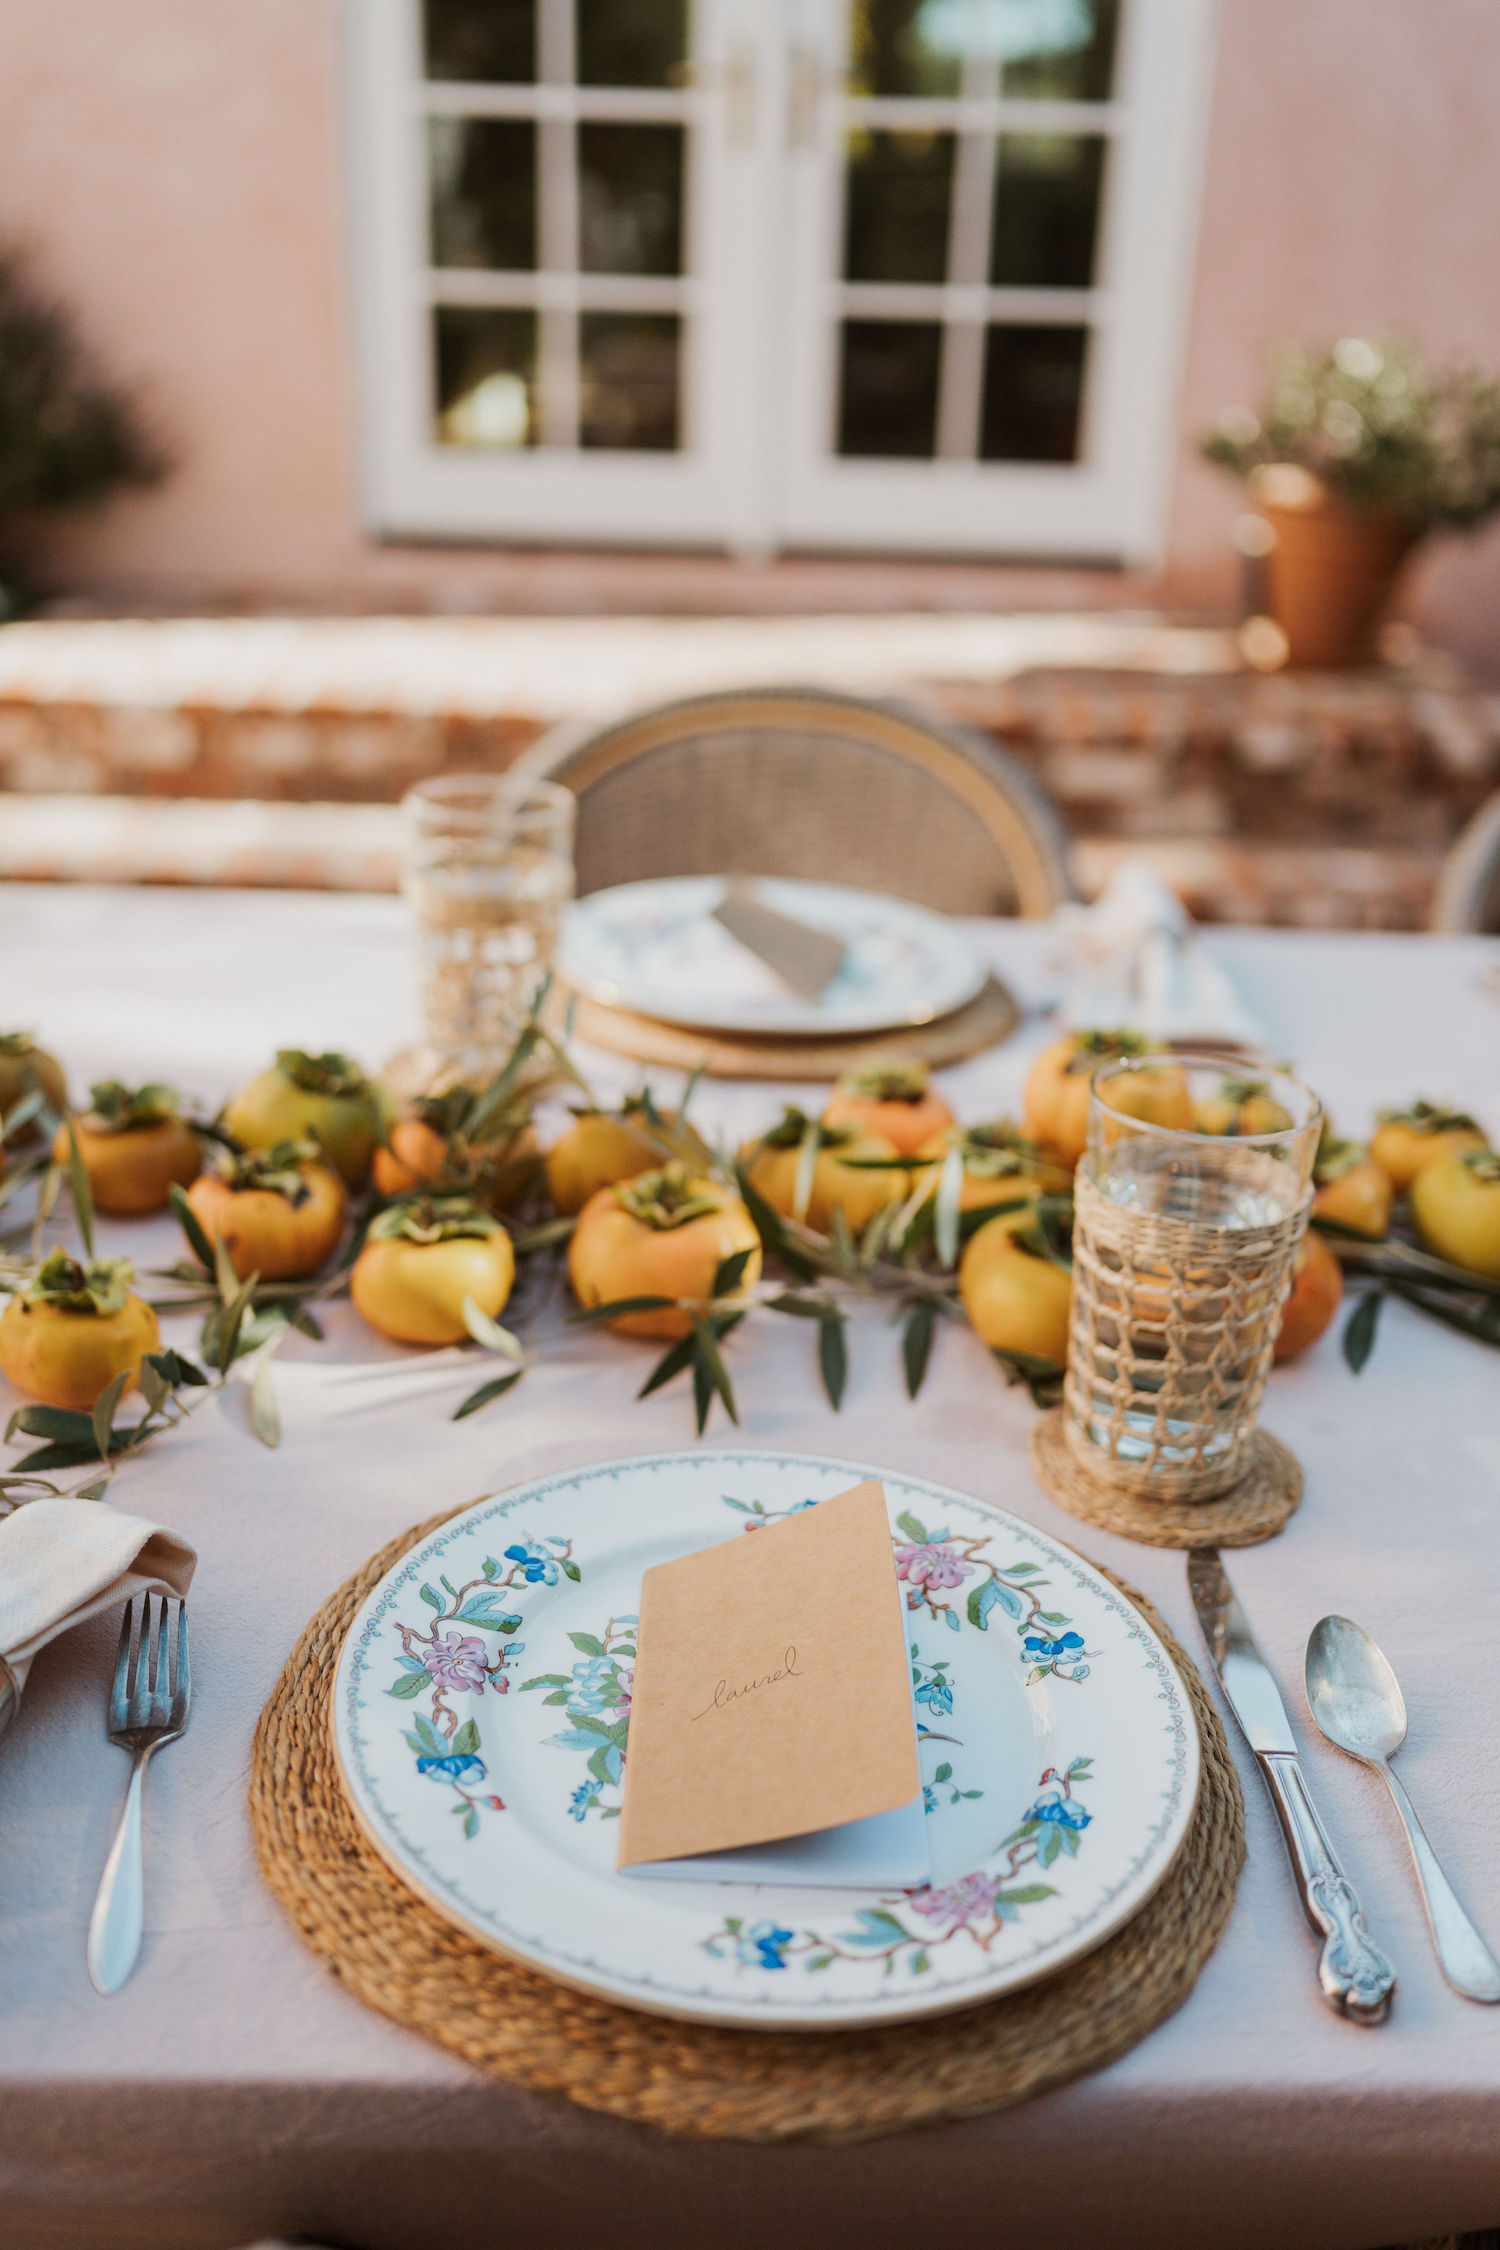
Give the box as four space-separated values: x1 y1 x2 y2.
691 1647 804 1720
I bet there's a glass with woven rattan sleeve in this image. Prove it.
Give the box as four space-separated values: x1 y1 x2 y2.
403 773 575 1084
1062 1057 1322 1504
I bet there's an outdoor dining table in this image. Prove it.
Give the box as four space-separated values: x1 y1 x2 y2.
2 881 1499 2250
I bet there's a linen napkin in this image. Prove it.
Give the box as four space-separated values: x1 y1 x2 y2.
0 1497 197 1697
1056 860 1266 1050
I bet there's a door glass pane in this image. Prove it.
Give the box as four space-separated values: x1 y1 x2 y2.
843 132 955 285
1000 0 1119 100
424 0 536 84
838 320 942 457
989 135 1106 288
979 323 1087 459
578 124 684 275
579 313 680 448
576 0 688 88
847 0 965 96
429 118 537 270
434 307 538 446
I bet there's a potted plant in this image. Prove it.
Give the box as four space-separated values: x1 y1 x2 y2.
1202 337 1500 668
0 251 162 618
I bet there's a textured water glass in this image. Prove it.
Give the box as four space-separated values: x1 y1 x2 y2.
1063 1057 1322 1502
404 774 575 1083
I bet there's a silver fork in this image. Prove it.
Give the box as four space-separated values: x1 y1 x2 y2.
87 1595 191 1996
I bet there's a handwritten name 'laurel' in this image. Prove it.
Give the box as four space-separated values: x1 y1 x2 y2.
691 1647 803 1721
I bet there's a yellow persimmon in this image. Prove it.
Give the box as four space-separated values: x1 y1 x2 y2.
1193 1076 1295 1138
545 1098 684 1216
1410 1148 1500 1280
1370 1103 1488 1194
352 1198 516 1346
373 1082 541 1212
1023 1030 1172 1170
1272 1230 1344 1363
185 1141 346 1281
958 1212 1073 1366
0 1251 160 1410
822 1060 954 1158
0 1032 68 1142
568 1164 761 1340
1312 1134 1392 1240
739 1110 903 1237
223 1049 382 1190
53 1082 201 1216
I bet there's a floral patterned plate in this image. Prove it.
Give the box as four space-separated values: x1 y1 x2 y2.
332 1452 1199 2030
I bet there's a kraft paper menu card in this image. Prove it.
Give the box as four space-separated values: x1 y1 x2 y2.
618 1480 926 1887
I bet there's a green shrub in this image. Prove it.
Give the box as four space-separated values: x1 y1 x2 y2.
0 251 162 522
1202 336 1500 530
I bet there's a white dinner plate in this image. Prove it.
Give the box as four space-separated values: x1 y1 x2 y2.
556 877 987 1036
335 1458 1205 2043
333 1453 1199 2030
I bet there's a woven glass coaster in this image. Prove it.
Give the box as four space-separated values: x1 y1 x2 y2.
1030 1408 1303 1550
250 1506 1245 2145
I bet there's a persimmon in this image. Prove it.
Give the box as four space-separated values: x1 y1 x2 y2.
739 1109 903 1236
53 1081 201 1216
373 1080 540 1212
352 1198 516 1346
224 1050 382 1190
913 1121 1070 1217
545 1096 687 1216
1193 1076 1295 1137
959 1211 1073 1365
185 1142 346 1281
1023 1030 1182 1170
1273 1229 1344 1363
1410 1148 1500 1280
568 1164 762 1340
1370 1103 1488 1194
1312 1133 1392 1240
0 1033 67 1142
822 1060 954 1158
0 1250 160 1410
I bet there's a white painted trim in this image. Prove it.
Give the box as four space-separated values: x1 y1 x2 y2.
342 0 1218 562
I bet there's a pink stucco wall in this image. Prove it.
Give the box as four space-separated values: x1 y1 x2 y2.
2 0 1498 673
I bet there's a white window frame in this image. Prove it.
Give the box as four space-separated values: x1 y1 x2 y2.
343 0 1215 564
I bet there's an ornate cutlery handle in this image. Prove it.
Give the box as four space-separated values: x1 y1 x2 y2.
1260 1753 1396 2023
1381 1765 1500 2004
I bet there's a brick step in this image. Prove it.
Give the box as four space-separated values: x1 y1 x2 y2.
0 793 1444 930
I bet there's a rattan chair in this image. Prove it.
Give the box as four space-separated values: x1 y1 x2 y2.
1432 792 1500 934
518 687 1076 916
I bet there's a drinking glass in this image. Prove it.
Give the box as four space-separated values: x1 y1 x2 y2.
403 772 575 1084
1063 1056 1322 1502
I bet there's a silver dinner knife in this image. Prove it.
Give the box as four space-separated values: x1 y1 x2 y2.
1187 1548 1396 2024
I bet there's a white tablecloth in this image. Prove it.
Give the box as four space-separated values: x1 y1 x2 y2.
2 885 1499 2250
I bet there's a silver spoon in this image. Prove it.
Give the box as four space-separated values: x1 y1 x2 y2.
1306 1616 1500 2004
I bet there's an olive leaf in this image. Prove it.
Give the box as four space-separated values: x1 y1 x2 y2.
934 1140 966 1269
902 1298 936 1399
567 1294 679 1324
1342 1288 1384 1375
62 1115 95 1261
711 1247 754 1300
169 1182 216 1273
452 1369 524 1421
91 1369 130 1464
816 1312 847 1411
461 1294 525 1360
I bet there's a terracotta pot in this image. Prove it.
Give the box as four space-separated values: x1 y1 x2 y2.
1254 476 1421 669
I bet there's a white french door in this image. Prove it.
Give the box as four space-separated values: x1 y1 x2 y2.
346 0 1214 560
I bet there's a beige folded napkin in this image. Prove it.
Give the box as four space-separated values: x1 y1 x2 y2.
0 1497 197 1697
1056 860 1266 1051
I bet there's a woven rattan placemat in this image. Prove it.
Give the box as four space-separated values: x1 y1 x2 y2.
250 1506 1244 2144
1030 1410 1304 1550
559 974 1020 1080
